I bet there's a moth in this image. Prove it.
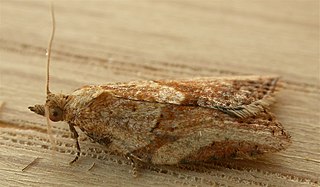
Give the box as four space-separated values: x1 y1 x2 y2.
29 6 291 175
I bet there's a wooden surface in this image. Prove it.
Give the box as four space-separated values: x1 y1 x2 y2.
0 1 319 186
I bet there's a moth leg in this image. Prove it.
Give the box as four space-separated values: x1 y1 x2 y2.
110 142 144 176
68 123 81 164
127 152 143 162
125 153 140 177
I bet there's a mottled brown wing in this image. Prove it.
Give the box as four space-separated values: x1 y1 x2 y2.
100 76 280 118
74 82 289 165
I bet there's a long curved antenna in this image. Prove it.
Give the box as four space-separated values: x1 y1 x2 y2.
46 3 55 95
46 3 57 162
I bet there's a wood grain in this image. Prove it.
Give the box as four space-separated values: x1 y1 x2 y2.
0 0 319 186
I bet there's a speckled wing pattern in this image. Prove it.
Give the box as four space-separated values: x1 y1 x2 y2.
100 76 279 118
72 76 289 165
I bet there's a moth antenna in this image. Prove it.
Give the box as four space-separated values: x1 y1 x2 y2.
45 3 57 161
46 3 55 95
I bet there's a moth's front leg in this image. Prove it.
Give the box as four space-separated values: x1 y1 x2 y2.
68 123 81 164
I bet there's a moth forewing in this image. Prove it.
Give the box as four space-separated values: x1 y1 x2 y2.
30 77 291 167
35 78 288 162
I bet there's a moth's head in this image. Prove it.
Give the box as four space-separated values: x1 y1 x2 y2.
29 93 69 122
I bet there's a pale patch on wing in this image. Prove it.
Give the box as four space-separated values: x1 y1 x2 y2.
100 81 186 104
155 85 185 104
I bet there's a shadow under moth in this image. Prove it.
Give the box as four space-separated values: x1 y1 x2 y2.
29 5 291 176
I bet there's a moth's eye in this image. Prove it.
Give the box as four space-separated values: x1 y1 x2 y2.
49 107 63 122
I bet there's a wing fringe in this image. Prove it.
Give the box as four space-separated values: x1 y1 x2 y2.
215 95 276 118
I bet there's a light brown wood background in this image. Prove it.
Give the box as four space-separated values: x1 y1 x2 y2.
0 0 319 186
